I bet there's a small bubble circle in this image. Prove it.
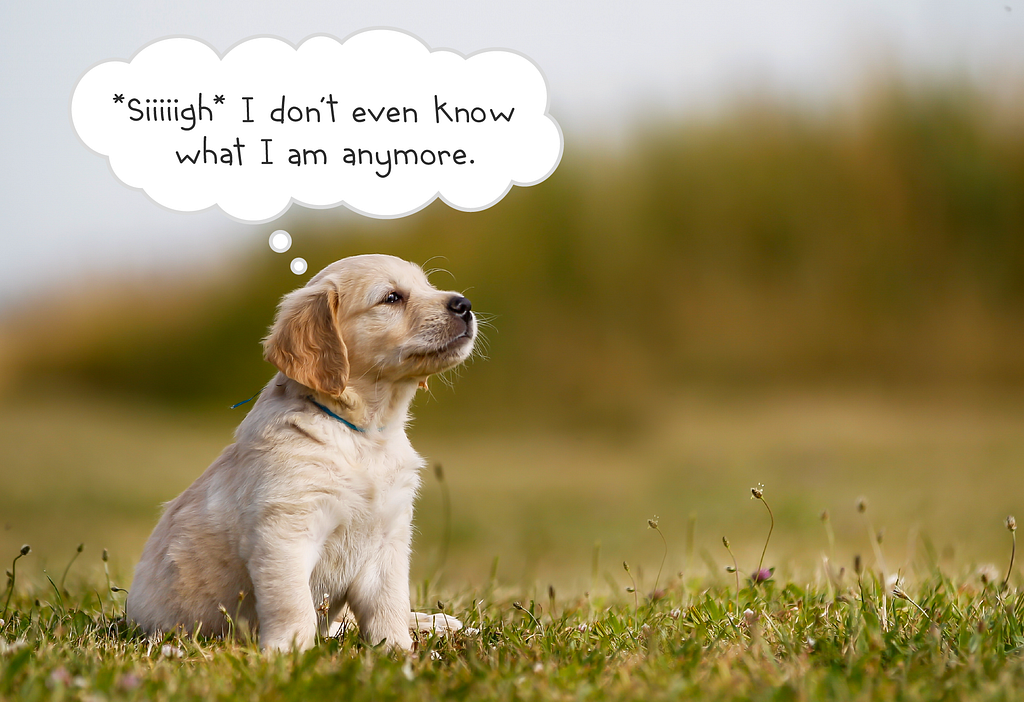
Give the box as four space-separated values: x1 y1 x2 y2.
290 257 308 275
269 230 292 253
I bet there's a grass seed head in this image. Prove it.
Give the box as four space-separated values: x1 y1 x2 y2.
751 484 764 500
648 516 660 529
978 564 1000 584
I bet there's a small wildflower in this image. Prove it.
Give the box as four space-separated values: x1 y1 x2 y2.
577 623 589 632
18 545 30 557
669 608 681 620
48 667 72 689
159 644 183 659
751 484 764 500
463 627 480 636
1007 516 1017 532
430 650 441 661
117 673 142 692
533 662 544 673
751 568 774 584
648 516 660 529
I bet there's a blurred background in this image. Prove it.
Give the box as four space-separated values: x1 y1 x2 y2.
2 1 1024 598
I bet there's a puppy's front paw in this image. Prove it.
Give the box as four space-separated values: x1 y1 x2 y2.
409 611 462 633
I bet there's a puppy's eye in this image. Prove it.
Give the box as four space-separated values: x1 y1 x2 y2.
382 291 403 304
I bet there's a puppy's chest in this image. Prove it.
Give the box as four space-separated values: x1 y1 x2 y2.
318 437 422 544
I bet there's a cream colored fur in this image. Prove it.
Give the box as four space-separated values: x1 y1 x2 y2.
126 255 475 651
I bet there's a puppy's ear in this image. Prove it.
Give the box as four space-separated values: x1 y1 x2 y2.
263 286 349 397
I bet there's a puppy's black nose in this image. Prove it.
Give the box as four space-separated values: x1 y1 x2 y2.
447 295 472 320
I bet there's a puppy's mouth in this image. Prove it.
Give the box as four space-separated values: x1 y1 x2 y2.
407 326 475 369
415 331 474 358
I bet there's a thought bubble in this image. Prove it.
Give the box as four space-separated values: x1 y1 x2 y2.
268 230 292 253
71 30 563 222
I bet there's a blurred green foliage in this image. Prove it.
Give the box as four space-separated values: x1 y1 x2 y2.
12 85 1024 428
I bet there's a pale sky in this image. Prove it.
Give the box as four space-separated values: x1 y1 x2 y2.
1 0 1021 308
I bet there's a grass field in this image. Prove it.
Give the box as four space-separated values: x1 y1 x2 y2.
5 360 1024 700
3 555 1024 700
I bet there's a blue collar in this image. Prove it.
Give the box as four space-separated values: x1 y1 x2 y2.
233 390 374 433
307 396 366 433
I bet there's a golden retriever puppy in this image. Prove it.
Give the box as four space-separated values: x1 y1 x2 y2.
126 254 475 651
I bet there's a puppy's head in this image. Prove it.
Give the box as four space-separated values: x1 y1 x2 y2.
263 254 475 398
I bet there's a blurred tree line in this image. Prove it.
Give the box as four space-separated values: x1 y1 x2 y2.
7 84 1024 431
